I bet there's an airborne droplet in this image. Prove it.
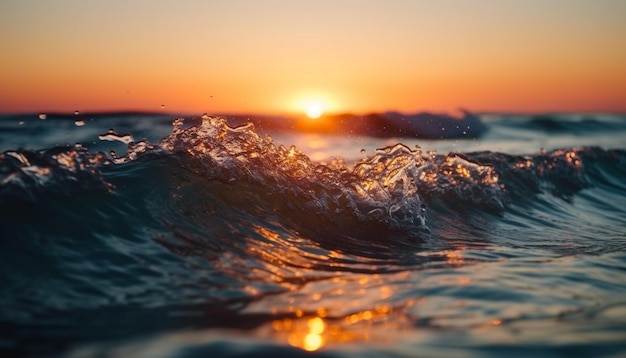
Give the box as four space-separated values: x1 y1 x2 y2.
75 119 85 127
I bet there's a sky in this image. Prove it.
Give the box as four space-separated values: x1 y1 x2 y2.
1 0 625 115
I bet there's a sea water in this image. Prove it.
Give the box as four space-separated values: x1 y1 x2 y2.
0 112 625 357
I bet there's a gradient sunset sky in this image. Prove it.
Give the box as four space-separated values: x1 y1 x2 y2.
1 0 625 115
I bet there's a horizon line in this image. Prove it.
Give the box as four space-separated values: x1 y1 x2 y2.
1 108 626 117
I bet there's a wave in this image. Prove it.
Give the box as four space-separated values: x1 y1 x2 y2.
2 115 624 235
2 115 626 356
0 145 112 205
495 113 626 134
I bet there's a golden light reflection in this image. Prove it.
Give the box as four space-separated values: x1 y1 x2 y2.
445 250 465 265
246 225 427 351
269 301 417 352
458 277 472 286
304 317 326 351
276 317 327 351
295 115 336 133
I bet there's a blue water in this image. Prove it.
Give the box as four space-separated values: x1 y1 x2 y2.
1 112 625 357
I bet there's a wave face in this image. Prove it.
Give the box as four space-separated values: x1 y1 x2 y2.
1 113 626 357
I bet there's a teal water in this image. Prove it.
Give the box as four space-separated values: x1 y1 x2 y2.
1 113 625 357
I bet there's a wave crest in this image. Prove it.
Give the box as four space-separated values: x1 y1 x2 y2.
417 153 505 212
134 116 624 231
0 145 112 204
4 115 622 237
158 115 428 233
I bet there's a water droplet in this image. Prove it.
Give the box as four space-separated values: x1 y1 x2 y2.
160 104 165 109
18 121 24 126
74 110 80 115
38 113 47 120
75 119 85 127
360 149 366 155
98 128 134 144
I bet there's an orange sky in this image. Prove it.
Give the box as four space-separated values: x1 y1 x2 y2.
1 0 625 115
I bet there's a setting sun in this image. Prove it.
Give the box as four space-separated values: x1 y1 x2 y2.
305 102 324 119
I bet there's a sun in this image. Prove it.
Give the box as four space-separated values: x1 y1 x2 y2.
305 102 324 119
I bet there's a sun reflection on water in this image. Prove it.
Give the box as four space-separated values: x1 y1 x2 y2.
268 301 418 352
272 317 325 351
243 215 501 351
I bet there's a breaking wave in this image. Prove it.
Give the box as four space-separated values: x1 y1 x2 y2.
2 115 624 235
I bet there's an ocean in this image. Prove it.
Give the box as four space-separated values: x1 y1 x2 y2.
1 112 625 357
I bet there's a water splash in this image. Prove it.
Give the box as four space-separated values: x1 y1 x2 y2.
158 115 428 232
137 115 619 231
417 153 505 212
98 129 134 144
0 145 112 204
352 143 427 228
9 114 615 235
